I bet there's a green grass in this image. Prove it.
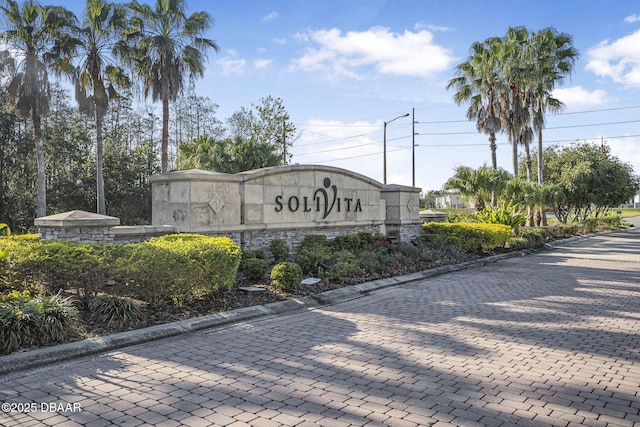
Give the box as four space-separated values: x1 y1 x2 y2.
613 208 640 218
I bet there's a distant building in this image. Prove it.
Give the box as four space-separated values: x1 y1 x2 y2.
621 193 640 208
434 192 468 209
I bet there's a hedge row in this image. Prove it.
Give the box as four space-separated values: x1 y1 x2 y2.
0 234 241 304
422 222 512 253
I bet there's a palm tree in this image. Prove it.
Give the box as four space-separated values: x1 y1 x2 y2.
499 26 533 178
121 0 219 174
74 0 130 214
0 0 78 217
447 37 504 172
527 28 578 185
444 165 509 212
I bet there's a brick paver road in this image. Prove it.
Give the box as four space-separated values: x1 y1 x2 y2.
2 227 640 427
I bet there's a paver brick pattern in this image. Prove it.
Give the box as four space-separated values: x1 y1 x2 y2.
1 229 640 426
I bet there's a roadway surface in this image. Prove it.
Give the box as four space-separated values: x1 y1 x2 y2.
1 223 640 426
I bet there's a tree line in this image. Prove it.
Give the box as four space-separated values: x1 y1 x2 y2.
0 0 295 231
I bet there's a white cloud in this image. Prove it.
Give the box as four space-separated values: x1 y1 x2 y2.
262 12 278 23
293 119 381 173
414 22 452 32
624 14 640 23
607 135 640 171
216 57 246 75
586 29 640 86
254 59 272 69
553 86 608 107
290 26 455 80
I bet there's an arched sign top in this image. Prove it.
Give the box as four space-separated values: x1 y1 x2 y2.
239 164 384 189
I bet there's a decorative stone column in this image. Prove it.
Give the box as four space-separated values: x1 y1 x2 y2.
380 184 423 242
34 210 120 244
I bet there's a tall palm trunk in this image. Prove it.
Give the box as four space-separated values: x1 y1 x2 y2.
489 131 498 206
95 111 105 214
511 129 518 176
161 96 169 174
33 113 46 218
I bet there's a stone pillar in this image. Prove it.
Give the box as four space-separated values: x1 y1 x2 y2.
380 185 423 241
34 210 120 244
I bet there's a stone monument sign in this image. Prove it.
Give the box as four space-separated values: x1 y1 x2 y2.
36 165 422 253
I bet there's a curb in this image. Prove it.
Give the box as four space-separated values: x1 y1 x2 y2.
1 225 635 376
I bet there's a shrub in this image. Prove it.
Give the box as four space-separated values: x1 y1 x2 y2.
301 234 327 249
519 231 544 247
122 234 241 303
241 257 269 282
88 295 147 332
506 236 530 250
581 218 599 234
242 249 265 260
332 232 381 251
269 239 290 263
423 222 512 253
0 236 116 296
296 244 333 276
318 250 364 281
270 262 303 290
1 234 242 304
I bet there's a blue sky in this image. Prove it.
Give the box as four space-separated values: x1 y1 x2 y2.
67 0 640 191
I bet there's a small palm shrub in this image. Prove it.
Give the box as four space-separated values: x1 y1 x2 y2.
270 262 303 290
88 295 147 332
269 239 290 263
474 203 526 229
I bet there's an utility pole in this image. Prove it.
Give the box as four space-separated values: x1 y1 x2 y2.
383 113 410 185
412 108 416 188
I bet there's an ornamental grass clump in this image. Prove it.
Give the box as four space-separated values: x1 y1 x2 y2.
0 290 78 354
88 295 147 332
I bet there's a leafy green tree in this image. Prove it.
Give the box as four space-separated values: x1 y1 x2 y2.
171 95 224 147
103 137 158 224
0 88 37 231
120 0 219 174
226 96 297 165
0 0 78 217
544 142 637 222
44 85 95 214
73 0 130 214
251 96 297 164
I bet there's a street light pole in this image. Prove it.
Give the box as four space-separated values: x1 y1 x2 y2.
383 112 409 185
